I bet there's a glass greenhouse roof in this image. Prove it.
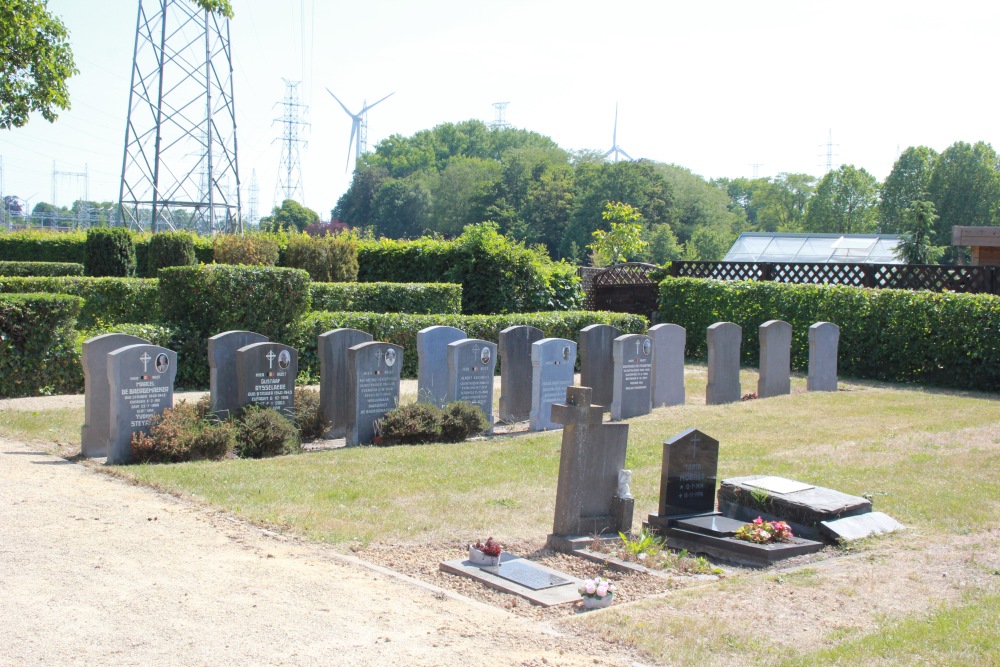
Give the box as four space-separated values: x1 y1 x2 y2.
723 233 903 264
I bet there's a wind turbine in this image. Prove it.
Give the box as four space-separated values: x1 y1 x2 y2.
603 103 633 163
326 88 395 172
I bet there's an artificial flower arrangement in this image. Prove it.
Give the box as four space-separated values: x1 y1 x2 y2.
468 537 502 565
733 516 794 544
578 577 617 609
472 537 502 557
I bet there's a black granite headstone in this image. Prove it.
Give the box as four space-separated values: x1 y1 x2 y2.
656 428 719 518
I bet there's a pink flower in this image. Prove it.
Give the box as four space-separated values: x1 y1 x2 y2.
596 583 609 597
585 580 597 595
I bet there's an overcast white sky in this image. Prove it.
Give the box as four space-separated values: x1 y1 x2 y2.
4 0 999 219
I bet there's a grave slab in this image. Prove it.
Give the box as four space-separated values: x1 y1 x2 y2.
578 324 620 410
666 528 824 568
746 476 815 495
820 512 904 542
81 333 149 458
318 328 372 437
417 325 466 407
440 555 582 607
208 330 269 419
674 514 745 537
498 325 543 423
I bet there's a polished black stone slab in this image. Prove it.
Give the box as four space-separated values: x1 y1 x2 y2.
675 514 746 537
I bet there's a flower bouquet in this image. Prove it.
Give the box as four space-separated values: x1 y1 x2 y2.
578 576 616 609
468 537 502 566
734 516 794 544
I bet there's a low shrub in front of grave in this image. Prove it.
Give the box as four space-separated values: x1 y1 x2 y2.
659 276 1000 391
145 231 197 276
283 232 359 282
234 404 301 458
0 261 84 277
129 397 235 463
0 276 159 327
0 292 84 398
375 401 487 446
440 401 489 442
293 387 330 441
213 233 280 266
85 228 136 277
308 282 462 315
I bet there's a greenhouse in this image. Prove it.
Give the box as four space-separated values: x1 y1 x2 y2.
723 232 903 264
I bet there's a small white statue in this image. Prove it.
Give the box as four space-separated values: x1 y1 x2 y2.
617 469 633 499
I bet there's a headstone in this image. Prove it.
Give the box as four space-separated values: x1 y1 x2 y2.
649 323 685 407
611 333 653 421
757 320 792 398
417 325 466 407
446 338 498 429
645 428 720 531
529 338 576 431
579 323 621 411
345 341 403 446
208 330 269 418
706 322 741 405
318 328 373 437
498 325 543 423
81 333 149 458
235 342 298 418
105 344 177 465
808 321 840 392
547 386 631 551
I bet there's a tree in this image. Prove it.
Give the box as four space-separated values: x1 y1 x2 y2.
803 165 880 234
894 200 944 264
655 164 740 244
878 146 937 233
260 199 319 233
926 141 1000 250
587 202 648 266
194 0 234 18
683 225 734 260
371 177 431 239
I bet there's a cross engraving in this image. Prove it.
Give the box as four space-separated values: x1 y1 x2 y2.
635 339 641 355
266 350 276 368
376 349 384 366
689 432 701 458
140 352 151 372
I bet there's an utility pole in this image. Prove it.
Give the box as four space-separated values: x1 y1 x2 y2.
273 79 308 209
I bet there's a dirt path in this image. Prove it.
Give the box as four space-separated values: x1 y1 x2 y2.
0 436 636 667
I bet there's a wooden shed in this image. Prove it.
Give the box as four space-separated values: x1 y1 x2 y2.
952 226 1000 266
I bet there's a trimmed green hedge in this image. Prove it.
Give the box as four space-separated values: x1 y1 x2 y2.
0 276 159 327
289 310 648 379
0 293 83 398
309 282 462 315
0 229 87 264
0 261 84 276
659 276 1000 391
85 228 136 277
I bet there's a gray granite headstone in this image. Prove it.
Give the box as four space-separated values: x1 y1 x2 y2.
417 325 466 407
808 321 840 392
446 338 498 429
106 344 177 465
319 328 373 437
757 320 792 398
611 333 653 421
235 342 298 419
208 330 269 419
498 325 543 423
579 324 620 410
706 322 742 405
647 428 719 526
649 323 685 408
81 333 149 458
345 341 403 447
529 338 576 431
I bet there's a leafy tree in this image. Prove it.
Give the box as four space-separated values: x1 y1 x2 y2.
371 177 431 239
641 223 683 264
655 164 740 244
683 225 735 260
754 173 816 232
926 141 1000 251
803 165 880 234
894 200 944 265
878 146 937 233
0 0 77 129
260 199 319 233
588 202 648 266
194 0 234 18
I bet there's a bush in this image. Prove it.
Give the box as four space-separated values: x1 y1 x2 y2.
283 232 359 282
129 398 234 463
0 261 83 277
146 232 197 275
0 229 87 263
214 233 280 266
0 276 159 327
293 386 330 440
440 401 489 442
375 402 443 445
85 228 136 277
309 282 462 314
234 404 301 458
0 293 83 398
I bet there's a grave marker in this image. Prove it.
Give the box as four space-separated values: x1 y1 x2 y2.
208 330 269 418
498 325 543 423
706 322 741 405
235 342 297 418
578 324 620 410
417 325 466 407
645 428 719 531
446 338 498 429
611 333 653 420
346 341 403 446
808 322 840 392
106 344 177 465
318 328 372 437
81 333 149 458
528 338 576 431
649 323 685 407
757 320 792 398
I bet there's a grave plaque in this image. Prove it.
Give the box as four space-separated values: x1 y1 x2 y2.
81 333 149 458
106 344 177 465
486 561 572 590
319 328 373 437
446 338 498 428
235 342 297 418
346 341 403 446
578 324 620 410
706 322 741 405
649 323 685 408
758 320 792 398
611 333 653 421
498 325 543 423
417 325 466 407
529 338 576 431
208 330 269 418
652 428 719 520
808 322 840 392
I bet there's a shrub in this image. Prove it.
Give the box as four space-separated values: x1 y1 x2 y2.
0 261 83 277
440 401 489 442
283 232 359 283
309 282 462 314
375 402 443 445
129 398 234 463
146 232 197 276
0 229 87 263
0 276 159 327
85 228 136 277
293 386 330 440
0 293 83 398
214 233 280 266
234 404 301 458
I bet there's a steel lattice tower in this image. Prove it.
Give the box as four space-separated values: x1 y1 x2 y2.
118 0 242 234
273 79 308 208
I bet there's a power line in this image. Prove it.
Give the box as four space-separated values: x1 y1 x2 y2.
273 79 309 207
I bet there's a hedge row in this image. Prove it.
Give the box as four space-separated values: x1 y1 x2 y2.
0 261 83 276
0 276 159 327
289 310 649 380
309 282 462 315
0 293 83 398
659 276 1000 391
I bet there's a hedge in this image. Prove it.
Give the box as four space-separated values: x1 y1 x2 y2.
0 276 159 327
85 228 136 277
0 293 83 398
659 276 1000 391
0 261 84 277
0 229 88 263
309 282 462 315
289 310 648 379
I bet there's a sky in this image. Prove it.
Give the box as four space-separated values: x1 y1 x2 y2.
4 0 1000 221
